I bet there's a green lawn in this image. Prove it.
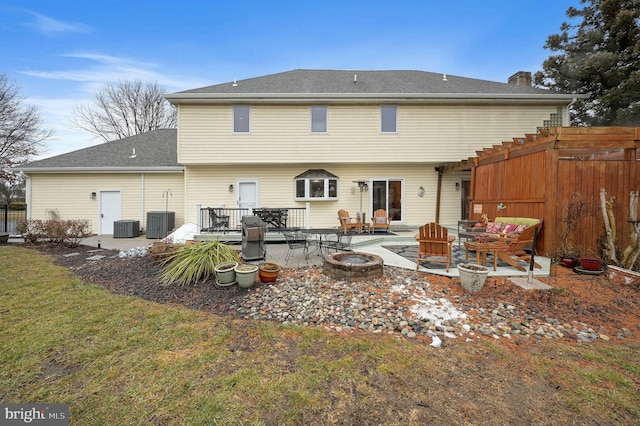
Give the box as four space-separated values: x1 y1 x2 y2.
1 246 638 425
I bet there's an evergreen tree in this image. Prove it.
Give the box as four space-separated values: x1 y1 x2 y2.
534 0 640 125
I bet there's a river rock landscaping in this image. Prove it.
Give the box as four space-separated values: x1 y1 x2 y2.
32 243 640 347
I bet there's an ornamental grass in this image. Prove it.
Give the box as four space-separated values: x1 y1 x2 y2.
159 240 241 286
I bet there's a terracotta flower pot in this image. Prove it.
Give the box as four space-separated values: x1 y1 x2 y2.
258 262 281 283
579 257 603 271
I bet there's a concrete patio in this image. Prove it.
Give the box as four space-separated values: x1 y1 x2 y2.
76 227 550 279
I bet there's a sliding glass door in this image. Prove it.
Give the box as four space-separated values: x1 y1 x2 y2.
371 179 403 222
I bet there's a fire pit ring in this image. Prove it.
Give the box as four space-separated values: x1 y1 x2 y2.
323 251 384 281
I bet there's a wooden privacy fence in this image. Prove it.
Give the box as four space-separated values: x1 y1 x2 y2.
446 127 640 257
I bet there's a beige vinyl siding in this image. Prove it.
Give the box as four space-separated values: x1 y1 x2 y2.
184 163 457 228
177 103 561 165
27 173 184 234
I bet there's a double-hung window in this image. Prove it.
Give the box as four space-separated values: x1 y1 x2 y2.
311 106 327 133
233 105 250 133
381 105 397 133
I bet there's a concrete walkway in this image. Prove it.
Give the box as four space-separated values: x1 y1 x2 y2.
78 230 550 279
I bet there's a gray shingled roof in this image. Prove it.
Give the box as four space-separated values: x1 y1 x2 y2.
16 129 181 172
175 69 558 95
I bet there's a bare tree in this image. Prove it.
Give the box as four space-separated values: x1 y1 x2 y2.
0 73 51 181
72 80 177 142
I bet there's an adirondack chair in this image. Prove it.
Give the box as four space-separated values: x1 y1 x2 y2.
370 209 391 233
494 225 542 272
337 209 360 234
415 222 456 271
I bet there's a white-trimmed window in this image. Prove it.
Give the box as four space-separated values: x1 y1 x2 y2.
295 169 338 200
311 106 327 133
381 105 397 133
233 105 250 133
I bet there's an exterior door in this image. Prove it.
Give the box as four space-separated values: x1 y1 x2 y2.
371 179 403 222
238 180 258 221
99 190 121 235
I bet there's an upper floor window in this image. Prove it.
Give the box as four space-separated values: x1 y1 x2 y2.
381 105 397 133
233 105 250 133
311 106 327 133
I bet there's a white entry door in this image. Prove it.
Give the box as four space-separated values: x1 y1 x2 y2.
238 180 258 222
99 191 121 235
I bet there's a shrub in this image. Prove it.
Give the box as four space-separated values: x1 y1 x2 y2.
14 212 91 246
148 241 182 264
159 240 241 286
15 219 45 243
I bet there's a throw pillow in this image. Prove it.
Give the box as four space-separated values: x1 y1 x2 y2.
485 222 504 233
501 223 518 234
514 224 527 234
374 217 386 224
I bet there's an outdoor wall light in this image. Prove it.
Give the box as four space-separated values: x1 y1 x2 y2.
455 182 460 190
228 184 234 193
90 192 96 200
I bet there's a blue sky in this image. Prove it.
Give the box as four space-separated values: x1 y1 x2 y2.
1 0 582 159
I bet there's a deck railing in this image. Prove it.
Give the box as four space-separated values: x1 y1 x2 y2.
1 205 26 235
198 206 308 233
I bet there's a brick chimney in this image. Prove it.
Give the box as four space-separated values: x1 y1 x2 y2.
508 71 532 87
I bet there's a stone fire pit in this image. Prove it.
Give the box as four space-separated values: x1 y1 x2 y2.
323 252 384 281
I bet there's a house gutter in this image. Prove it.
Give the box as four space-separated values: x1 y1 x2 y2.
12 166 185 174
165 92 587 105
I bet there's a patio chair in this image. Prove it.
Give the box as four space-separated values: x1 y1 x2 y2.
370 209 391 233
337 209 360 234
323 233 353 252
206 208 230 233
415 222 456 272
494 225 542 272
282 231 310 265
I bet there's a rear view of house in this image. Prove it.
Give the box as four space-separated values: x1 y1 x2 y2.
16 69 581 235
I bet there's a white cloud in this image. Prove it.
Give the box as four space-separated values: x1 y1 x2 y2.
23 11 91 36
22 52 208 93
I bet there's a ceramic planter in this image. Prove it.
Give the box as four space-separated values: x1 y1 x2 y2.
258 262 282 283
579 257 603 271
559 257 578 268
458 263 489 293
235 264 258 288
214 261 239 286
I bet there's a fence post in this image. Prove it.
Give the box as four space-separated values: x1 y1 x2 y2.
2 204 7 233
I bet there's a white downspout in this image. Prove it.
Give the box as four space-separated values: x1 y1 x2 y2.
141 173 145 230
565 98 577 125
24 173 31 220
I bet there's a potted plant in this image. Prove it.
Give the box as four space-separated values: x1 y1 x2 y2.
457 263 489 293
214 261 239 286
235 264 259 288
258 262 282 283
556 193 591 268
579 255 603 271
